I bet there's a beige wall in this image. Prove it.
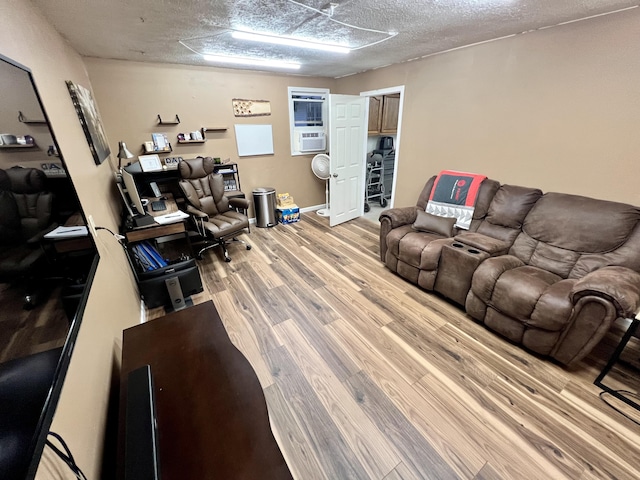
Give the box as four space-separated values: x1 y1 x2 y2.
0 0 142 478
337 8 640 208
84 58 336 213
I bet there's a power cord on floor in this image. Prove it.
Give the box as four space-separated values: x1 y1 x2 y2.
46 431 88 480
599 390 640 426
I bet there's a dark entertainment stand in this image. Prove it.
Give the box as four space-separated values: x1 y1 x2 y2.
118 301 292 479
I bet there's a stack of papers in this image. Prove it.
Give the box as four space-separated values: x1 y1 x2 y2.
154 210 189 225
44 226 89 239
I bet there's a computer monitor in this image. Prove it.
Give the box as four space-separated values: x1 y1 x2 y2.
121 168 145 216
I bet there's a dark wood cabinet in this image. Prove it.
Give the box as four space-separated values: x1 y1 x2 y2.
118 301 292 479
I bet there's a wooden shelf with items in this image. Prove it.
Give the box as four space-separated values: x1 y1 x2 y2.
177 129 205 144
0 143 37 149
142 144 172 154
172 127 228 145
157 114 180 125
18 111 47 125
368 93 400 135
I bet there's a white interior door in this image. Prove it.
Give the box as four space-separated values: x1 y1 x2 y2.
329 94 367 227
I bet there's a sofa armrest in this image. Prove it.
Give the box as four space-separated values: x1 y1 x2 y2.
571 266 640 318
379 207 419 262
379 206 419 229
453 232 510 256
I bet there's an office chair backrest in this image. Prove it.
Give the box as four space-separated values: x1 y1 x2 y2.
5 167 53 240
179 157 231 216
0 169 21 246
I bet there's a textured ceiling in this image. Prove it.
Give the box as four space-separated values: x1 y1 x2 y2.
32 0 639 78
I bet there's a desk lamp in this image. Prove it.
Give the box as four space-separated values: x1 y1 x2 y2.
117 141 134 171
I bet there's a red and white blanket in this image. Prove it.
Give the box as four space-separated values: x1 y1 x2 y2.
426 170 487 230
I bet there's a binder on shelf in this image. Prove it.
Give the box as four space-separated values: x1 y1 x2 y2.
131 241 168 272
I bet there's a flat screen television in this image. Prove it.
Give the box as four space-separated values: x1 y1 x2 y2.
0 54 99 479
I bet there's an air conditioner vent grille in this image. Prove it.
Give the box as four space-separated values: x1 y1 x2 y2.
299 131 326 152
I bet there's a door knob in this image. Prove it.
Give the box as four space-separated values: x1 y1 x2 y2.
332 173 338 178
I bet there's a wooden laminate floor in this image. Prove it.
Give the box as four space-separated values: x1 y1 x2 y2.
0 282 68 363
150 213 640 480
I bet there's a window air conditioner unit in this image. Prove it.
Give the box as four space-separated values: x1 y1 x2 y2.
299 131 326 152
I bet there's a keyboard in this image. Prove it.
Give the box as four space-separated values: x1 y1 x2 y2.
151 200 167 212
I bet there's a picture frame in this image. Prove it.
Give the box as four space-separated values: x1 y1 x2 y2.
138 154 164 172
66 81 111 165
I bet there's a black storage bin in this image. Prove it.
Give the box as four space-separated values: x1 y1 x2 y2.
136 258 203 309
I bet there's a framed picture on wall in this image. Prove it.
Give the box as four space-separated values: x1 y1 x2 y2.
66 80 111 165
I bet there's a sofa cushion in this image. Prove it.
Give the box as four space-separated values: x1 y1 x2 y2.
485 185 542 229
399 231 445 268
473 185 542 246
529 278 576 331
522 192 640 253
413 211 455 237
490 266 563 324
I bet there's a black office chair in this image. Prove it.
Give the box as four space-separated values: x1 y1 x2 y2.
178 157 251 262
0 167 56 308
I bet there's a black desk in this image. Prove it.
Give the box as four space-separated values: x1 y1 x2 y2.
118 301 292 480
594 316 640 410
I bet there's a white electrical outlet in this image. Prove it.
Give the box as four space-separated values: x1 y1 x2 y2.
87 215 97 236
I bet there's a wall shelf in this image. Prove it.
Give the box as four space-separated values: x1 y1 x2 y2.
177 139 206 145
201 127 227 140
18 111 46 124
142 144 172 154
157 114 180 125
0 143 37 149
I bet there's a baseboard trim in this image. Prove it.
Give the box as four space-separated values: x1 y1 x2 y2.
249 204 326 224
300 204 326 213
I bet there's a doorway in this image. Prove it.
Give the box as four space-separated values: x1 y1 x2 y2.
360 86 405 223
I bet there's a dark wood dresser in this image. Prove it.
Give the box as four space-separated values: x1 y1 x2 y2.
118 301 292 479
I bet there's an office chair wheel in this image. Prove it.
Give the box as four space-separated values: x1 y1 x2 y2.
246 245 252 250
380 198 387 207
224 255 231 262
364 203 370 213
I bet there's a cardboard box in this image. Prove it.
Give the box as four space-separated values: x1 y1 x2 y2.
277 205 300 224
276 192 296 208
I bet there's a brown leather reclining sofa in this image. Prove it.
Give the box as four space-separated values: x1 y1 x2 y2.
380 176 640 366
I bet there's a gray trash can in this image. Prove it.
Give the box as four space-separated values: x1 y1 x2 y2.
252 187 277 227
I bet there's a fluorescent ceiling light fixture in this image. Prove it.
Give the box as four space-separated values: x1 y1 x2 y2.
203 54 300 70
232 31 350 54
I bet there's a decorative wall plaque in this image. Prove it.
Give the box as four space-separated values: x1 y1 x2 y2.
232 99 271 117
